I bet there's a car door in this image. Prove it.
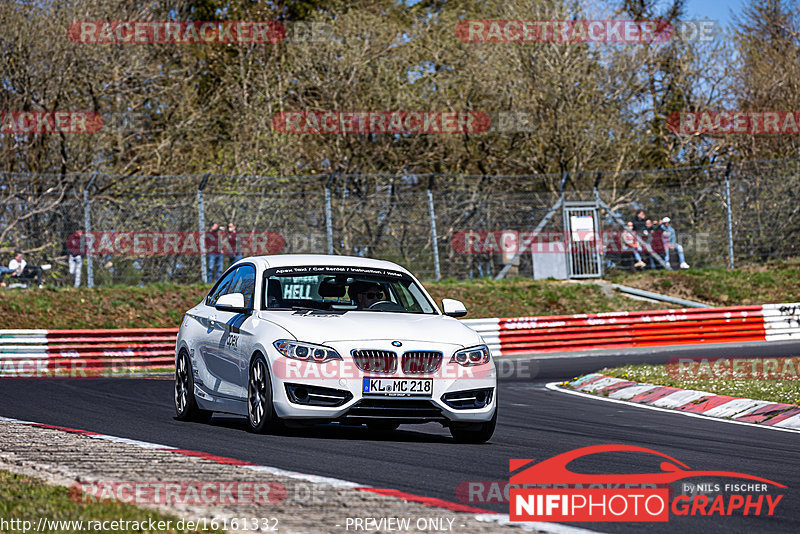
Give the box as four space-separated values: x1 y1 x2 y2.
199 264 256 399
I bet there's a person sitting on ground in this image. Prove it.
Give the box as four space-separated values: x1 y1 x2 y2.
349 281 386 309
660 217 690 270
8 250 46 288
622 221 646 269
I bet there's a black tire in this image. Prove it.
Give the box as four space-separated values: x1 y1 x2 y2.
174 350 212 423
449 408 497 444
366 421 400 432
247 353 280 434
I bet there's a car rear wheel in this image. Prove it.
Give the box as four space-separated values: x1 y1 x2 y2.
248 354 280 434
449 408 496 444
174 350 212 423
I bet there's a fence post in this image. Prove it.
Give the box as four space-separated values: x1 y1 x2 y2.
325 174 334 254
724 162 734 269
83 174 97 288
427 176 441 280
197 174 210 283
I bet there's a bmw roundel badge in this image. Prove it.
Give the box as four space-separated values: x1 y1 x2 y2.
391 341 402 347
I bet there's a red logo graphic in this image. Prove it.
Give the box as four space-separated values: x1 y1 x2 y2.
456 20 672 43
66 231 285 256
509 444 785 522
1 111 103 134
667 111 800 135
272 111 491 134
68 21 285 44
667 357 800 381
70 481 286 505
272 358 492 380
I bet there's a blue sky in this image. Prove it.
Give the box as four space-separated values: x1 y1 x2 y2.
683 0 746 27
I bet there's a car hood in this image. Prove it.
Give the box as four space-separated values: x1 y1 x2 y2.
256 310 483 347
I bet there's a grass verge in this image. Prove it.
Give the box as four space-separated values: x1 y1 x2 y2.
0 278 665 329
598 359 800 405
0 469 219 533
609 257 800 306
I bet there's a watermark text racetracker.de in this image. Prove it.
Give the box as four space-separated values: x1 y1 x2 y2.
0 516 277 533
1 111 103 134
455 19 720 43
70 481 285 506
667 111 800 135
66 231 285 256
272 111 491 134
667 356 800 380
451 230 711 254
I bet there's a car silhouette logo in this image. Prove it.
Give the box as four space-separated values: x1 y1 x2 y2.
391 341 402 347
510 444 786 487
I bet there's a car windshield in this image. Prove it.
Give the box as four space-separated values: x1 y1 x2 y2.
263 266 437 314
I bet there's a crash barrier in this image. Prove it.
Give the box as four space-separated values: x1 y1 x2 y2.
0 328 177 376
1 302 798 375
462 303 800 356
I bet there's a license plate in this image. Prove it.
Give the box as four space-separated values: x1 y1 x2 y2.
362 377 433 397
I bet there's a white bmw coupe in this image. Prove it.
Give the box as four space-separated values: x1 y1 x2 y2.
174 255 497 443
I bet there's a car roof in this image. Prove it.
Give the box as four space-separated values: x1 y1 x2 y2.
243 254 414 276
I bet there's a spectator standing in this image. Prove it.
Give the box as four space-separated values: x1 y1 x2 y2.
632 209 647 233
206 223 223 282
68 252 82 287
227 222 243 265
8 251 45 288
660 217 690 269
643 219 657 268
622 221 646 268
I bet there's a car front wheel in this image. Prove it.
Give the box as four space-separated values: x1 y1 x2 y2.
449 408 496 444
248 354 280 433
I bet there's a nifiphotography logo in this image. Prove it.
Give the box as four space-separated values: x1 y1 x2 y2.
509 444 785 522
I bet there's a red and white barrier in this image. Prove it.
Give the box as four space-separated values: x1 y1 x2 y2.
1 302 797 375
463 302 800 356
0 328 177 376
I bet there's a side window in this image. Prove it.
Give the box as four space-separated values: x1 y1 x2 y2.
206 268 237 306
227 265 256 309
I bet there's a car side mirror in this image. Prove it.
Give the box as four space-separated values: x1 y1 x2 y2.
215 292 249 313
442 298 467 318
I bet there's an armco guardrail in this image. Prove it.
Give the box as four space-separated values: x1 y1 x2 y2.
0 328 177 376
462 303 800 355
1 303 798 375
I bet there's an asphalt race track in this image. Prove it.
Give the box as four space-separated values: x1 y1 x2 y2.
2 345 799 534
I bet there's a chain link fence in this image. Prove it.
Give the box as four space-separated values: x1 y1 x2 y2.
1 159 798 287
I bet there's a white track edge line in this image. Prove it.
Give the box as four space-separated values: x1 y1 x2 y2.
545 382 800 435
0 414 604 534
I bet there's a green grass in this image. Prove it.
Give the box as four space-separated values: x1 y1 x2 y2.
609 257 800 306
0 470 219 533
597 360 800 405
2 259 799 329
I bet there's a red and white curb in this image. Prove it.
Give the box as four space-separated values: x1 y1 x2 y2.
0 415 599 534
547 373 800 433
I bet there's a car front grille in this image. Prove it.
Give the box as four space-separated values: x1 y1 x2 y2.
351 350 397 374
401 351 443 374
342 398 445 422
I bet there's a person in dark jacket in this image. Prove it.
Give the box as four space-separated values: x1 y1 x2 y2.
227 222 243 265
631 209 647 233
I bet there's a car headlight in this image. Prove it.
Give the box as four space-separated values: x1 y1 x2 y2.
273 340 342 363
451 345 491 366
